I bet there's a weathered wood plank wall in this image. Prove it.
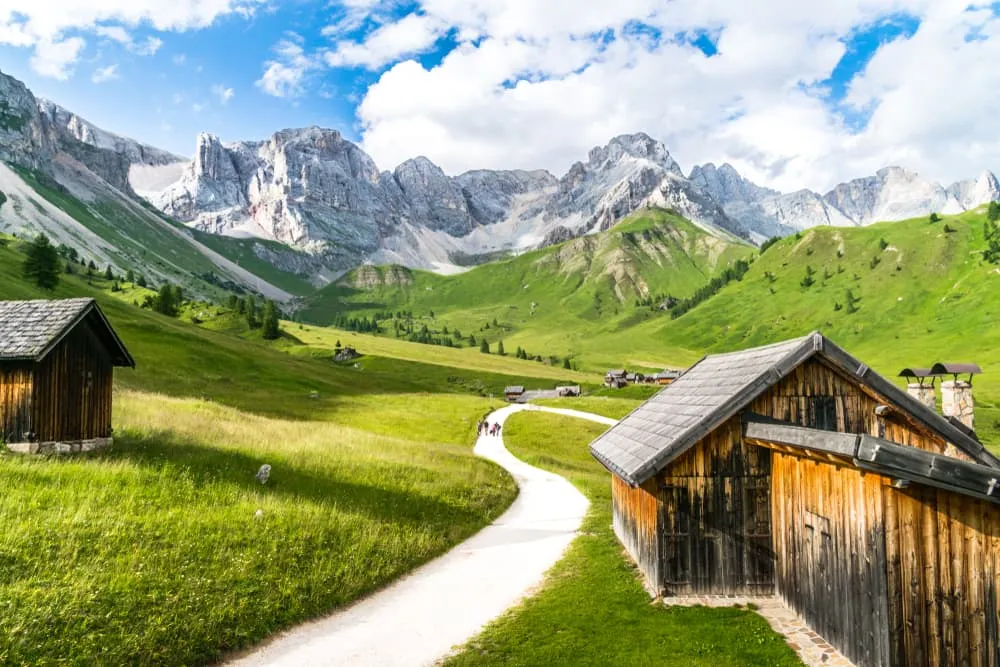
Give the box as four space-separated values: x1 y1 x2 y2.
772 452 892 667
611 476 660 589
657 419 773 596
884 484 1000 667
0 364 33 443
32 320 113 442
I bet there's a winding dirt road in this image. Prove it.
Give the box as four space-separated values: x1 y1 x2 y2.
228 404 615 667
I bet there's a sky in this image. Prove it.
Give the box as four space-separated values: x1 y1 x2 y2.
0 0 999 193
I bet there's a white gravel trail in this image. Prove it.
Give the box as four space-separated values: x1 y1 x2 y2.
228 404 615 667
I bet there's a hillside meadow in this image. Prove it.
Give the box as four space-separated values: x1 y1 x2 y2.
0 237 580 664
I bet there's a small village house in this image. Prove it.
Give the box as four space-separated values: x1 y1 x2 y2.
0 298 134 454
590 332 1000 667
605 369 628 388
504 385 525 402
556 385 581 397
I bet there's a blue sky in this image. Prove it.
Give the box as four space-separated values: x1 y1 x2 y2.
1 2 999 191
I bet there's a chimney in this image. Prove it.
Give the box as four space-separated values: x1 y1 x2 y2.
898 367 937 411
906 383 936 411
941 380 975 431
931 363 982 432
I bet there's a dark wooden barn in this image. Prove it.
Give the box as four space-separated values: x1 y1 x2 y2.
504 385 525 402
590 332 1000 667
0 298 134 454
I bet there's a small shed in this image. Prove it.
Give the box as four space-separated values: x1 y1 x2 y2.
504 385 525 402
556 385 581 397
0 298 134 454
590 332 1000 667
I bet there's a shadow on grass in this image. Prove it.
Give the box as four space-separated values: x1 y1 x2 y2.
108 428 485 529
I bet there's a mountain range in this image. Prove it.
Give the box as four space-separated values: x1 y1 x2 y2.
1 67 998 291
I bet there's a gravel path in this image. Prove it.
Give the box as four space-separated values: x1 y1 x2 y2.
228 404 615 667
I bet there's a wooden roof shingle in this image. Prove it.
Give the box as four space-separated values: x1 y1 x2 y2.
0 298 134 367
590 332 999 486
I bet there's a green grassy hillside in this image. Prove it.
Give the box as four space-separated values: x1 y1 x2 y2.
638 209 1000 444
301 208 753 370
0 235 585 664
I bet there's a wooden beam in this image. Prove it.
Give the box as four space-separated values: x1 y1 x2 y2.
744 416 860 457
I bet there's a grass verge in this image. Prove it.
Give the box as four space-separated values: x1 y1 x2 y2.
444 411 801 667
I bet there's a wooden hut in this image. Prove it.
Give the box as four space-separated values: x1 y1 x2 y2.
0 298 134 454
504 385 525 402
590 332 1000 667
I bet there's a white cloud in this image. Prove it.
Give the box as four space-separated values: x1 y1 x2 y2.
325 12 446 69
172 53 187 65
344 0 1000 192
133 36 163 55
0 1 262 78
212 84 235 104
95 25 131 44
256 35 318 98
30 36 86 80
192 102 204 113
92 63 120 83
172 92 185 104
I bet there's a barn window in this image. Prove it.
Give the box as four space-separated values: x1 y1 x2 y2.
807 396 837 431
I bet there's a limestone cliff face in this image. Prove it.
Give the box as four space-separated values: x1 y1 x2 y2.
0 72 54 170
36 100 185 194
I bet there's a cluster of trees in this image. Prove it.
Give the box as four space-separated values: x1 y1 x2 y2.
331 314 381 334
983 202 1000 264
759 236 782 254
226 294 282 339
668 258 752 320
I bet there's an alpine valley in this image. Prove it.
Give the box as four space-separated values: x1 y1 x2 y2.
1 68 997 299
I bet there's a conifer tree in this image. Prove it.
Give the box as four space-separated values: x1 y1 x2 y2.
23 233 60 290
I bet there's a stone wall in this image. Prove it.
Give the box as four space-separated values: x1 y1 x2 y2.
6 437 112 454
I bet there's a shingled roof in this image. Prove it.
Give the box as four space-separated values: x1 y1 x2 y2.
590 332 999 486
0 298 134 367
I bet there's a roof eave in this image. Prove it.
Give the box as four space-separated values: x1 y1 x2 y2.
627 333 823 485
817 338 999 469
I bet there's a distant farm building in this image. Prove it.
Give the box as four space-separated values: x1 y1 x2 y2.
504 386 525 402
604 369 628 388
0 298 134 454
556 385 581 397
590 332 1000 667
650 369 682 385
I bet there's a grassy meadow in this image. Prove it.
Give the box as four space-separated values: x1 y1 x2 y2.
0 237 566 664
445 411 801 667
0 392 515 665
300 209 751 372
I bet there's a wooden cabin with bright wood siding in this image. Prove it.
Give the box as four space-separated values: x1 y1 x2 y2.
590 332 1000 667
0 298 134 454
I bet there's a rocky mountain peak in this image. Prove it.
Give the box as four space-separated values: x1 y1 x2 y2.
0 69 53 169
587 132 683 176
37 100 184 167
689 162 778 205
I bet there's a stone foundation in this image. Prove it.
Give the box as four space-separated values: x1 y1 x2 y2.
6 437 112 455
